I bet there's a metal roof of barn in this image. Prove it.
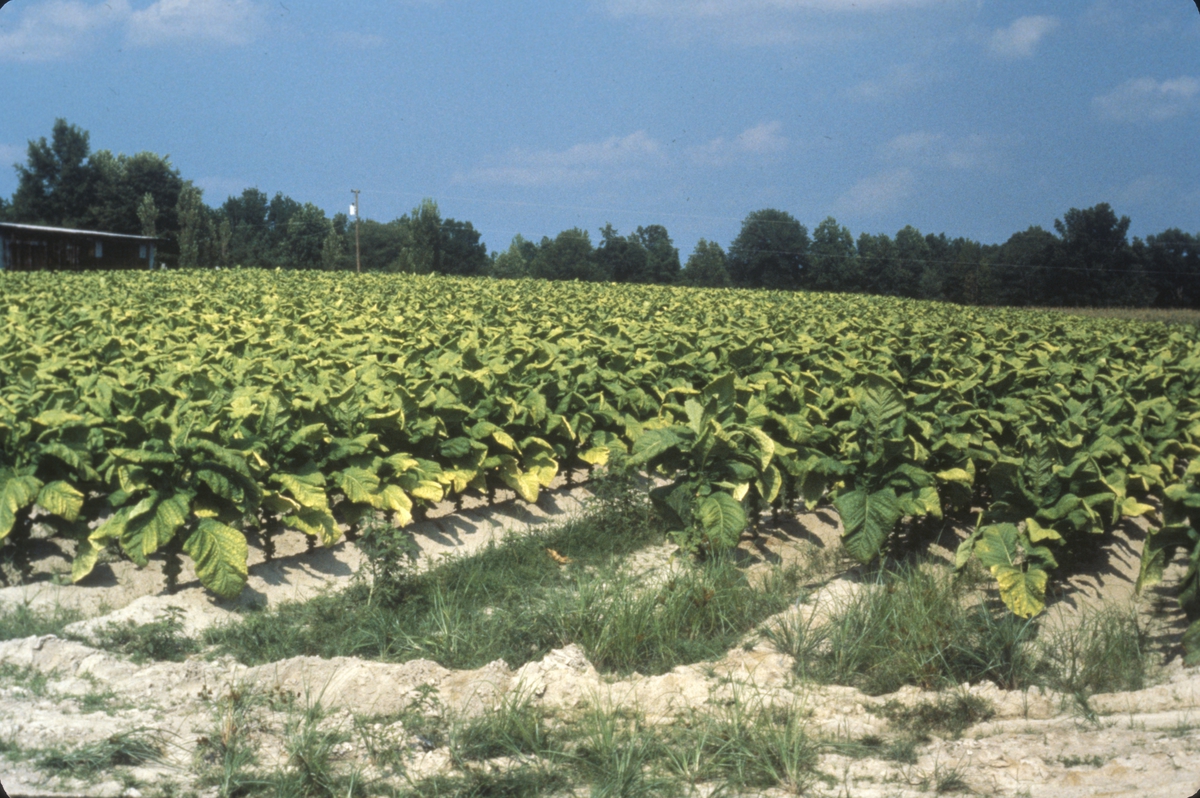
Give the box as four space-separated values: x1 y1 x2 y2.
0 222 161 242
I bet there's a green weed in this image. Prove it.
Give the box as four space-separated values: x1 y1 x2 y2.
769 561 1037 694
88 606 200 664
205 480 801 677
0 600 83 641
878 692 995 740
37 728 162 778
1035 603 1152 698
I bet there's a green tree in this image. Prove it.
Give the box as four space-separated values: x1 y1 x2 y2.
1140 229 1200 307
531 228 598 281
991 226 1056 306
357 219 406 272
89 150 184 236
808 217 858 291
491 235 537 279
439 218 489 276
281 203 329 269
924 233 986 305
894 225 931 299
1050 203 1150 306
727 209 809 289
217 217 233 267
595 223 645 283
136 192 158 238
319 213 351 271
11 119 96 227
176 183 205 269
221 188 273 267
395 198 442 274
634 224 681 283
856 232 898 296
681 239 731 287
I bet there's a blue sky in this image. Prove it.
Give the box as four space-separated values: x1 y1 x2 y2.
1 0 1197 257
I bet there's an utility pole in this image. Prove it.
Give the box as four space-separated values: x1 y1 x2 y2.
351 189 362 274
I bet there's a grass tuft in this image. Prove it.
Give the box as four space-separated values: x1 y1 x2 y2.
88 606 200 663
38 728 162 777
204 477 801 677
0 601 83 641
768 561 1037 695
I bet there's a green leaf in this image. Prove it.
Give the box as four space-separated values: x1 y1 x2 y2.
335 467 381 505
757 463 782 505
121 492 192 566
283 507 340 546
377 485 414 526
273 469 329 510
701 372 737 409
32 409 84 427
37 481 84 521
71 536 105 584
498 459 540 503
183 519 249 599
834 487 901 563
1135 524 1193 594
491 430 518 451
110 448 178 465
858 374 905 431
974 523 1047 617
696 492 746 550
0 473 43 540
579 445 610 466
629 427 685 466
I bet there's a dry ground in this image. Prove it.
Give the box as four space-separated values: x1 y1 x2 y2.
1 479 1198 797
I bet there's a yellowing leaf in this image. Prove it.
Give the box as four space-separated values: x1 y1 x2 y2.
184 519 249 599
37 481 84 521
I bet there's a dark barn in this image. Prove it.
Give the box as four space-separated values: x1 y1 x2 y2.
0 223 160 271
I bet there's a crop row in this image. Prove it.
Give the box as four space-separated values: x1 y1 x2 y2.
1 271 1199 655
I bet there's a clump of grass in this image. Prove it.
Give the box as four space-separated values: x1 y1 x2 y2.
1059 754 1105 768
89 606 200 663
196 685 263 798
571 703 678 798
877 692 994 739
664 696 817 794
1035 603 1151 697
204 476 801 677
767 561 1036 695
269 695 363 798
38 728 162 778
400 769 567 798
449 690 552 764
0 601 83 641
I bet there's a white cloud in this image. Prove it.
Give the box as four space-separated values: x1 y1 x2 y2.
689 121 787 165
0 143 25 167
601 0 958 45
1094 76 1200 122
605 0 957 17
1112 174 1173 207
850 64 939 101
0 0 264 60
833 168 914 216
989 15 1059 59
128 0 264 46
883 131 1001 171
462 131 664 186
0 0 130 62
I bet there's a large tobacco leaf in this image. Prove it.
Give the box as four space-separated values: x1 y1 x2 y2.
0 270 1196 624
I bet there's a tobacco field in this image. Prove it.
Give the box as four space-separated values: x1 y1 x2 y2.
2 271 1199 655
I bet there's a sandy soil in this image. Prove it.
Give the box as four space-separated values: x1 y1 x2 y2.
0 482 1197 797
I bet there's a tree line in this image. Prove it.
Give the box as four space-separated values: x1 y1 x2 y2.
3 119 1198 308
